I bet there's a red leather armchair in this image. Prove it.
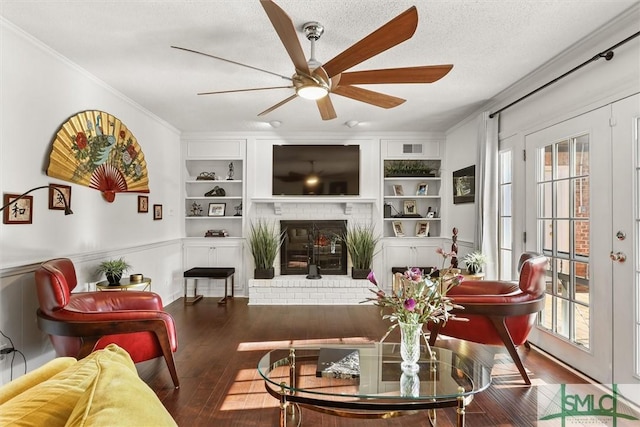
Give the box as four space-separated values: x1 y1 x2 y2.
428 254 548 385
34 258 180 388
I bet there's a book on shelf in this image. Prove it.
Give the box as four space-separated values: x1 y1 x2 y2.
316 348 360 379
204 229 228 237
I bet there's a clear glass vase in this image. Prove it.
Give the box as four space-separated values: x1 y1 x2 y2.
399 321 423 372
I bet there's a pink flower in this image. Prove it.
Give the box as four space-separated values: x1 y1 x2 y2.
436 247 444 256
404 298 416 311
367 270 378 286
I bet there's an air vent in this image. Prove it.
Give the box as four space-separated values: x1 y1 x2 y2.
402 144 423 154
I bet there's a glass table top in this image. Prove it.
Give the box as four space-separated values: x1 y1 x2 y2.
257 343 491 402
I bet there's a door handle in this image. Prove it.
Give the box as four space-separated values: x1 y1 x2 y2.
609 251 627 263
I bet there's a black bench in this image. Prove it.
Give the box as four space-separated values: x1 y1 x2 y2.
183 267 235 305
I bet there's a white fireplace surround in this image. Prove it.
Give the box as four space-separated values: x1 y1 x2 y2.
248 199 378 305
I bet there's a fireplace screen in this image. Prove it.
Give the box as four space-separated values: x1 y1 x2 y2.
280 220 347 275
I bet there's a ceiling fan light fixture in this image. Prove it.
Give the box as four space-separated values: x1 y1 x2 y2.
345 120 359 128
269 120 282 128
296 83 329 100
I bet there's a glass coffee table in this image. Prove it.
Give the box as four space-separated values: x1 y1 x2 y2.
258 343 491 426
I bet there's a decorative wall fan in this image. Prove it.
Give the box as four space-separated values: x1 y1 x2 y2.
172 0 452 120
47 110 150 202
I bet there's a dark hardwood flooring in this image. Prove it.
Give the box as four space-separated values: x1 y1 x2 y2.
138 297 589 426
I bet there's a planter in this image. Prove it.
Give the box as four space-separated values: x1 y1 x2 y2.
351 268 371 280
106 273 122 285
254 267 275 279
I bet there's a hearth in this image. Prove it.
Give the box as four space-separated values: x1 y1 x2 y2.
280 220 347 275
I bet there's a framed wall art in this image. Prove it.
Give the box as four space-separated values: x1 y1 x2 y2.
138 195 149 213
208 203 226 217
49 184 71 210
153 204 163 220
453 165 476 204
3 193 33 224
392 184 404 196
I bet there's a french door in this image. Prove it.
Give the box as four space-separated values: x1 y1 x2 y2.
525 95 639 398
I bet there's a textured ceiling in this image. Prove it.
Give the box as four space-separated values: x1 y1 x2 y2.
1 0 637 133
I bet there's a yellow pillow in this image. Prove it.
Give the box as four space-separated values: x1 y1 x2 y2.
0 347 124 427
64 345 176 427
0 357 76 405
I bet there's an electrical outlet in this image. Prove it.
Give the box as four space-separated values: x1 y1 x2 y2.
0 335 13 361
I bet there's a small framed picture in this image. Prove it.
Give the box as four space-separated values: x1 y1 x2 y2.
403 199 417 215
49 184 71 210
416 220 430 237
393 184 404 196
416 183 428 196
153 204 163 220
392 221 405 237
208 203 226 217
3 193 33 224
138 195 149 213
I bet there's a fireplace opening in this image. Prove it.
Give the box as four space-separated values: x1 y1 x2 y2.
280 220 347 275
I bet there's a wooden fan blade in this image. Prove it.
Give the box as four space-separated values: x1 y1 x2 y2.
260 0 310 74
258 94 298 117
339 65 453 85
322 6 418 78
198 86 293 95
332 86 405 109
316 96 337 121
171 45 292 81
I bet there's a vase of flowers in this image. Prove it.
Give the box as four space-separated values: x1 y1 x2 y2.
363 248 464 370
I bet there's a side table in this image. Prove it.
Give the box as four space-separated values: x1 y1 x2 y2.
183 267 235 305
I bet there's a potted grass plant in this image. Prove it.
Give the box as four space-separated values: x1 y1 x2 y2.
248 220 286 279
462 250 487 274
96 257 131 285
344 223 381 279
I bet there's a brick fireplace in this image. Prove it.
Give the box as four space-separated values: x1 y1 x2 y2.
247 200 376 305
280 220 347 276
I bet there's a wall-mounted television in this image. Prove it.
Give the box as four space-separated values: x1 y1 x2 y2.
272 145 360 196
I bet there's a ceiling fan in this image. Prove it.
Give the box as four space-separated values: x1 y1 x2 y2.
171 0 453 121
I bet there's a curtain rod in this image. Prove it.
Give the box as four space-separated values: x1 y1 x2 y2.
489 31 640 118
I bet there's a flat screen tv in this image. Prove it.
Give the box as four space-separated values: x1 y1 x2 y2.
272 145 360 196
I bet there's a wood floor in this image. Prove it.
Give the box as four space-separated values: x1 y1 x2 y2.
138 297 590 426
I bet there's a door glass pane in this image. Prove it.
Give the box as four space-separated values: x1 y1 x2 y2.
556 219 570 255
574 221 590 258
574 135 589 177
574 177 589 218
501 217 512 248
544 145 553 181
557 180 570 218
540 182 553 218
500 151 512 183
557 140 570 179
500 185 512 216
536 136 591 349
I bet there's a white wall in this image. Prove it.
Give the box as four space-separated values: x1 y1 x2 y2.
0 19 184 383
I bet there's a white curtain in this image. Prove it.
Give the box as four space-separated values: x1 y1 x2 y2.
475 112 500 279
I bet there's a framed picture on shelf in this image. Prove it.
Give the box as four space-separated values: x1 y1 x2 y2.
49 184 71 210
3 193 33 224
153 204 163 220
416 183 428 196
416 221 430 237
392 221 405 237
138 195 149 213
393 184 404 196
208 202 226 217
403 199 417 215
